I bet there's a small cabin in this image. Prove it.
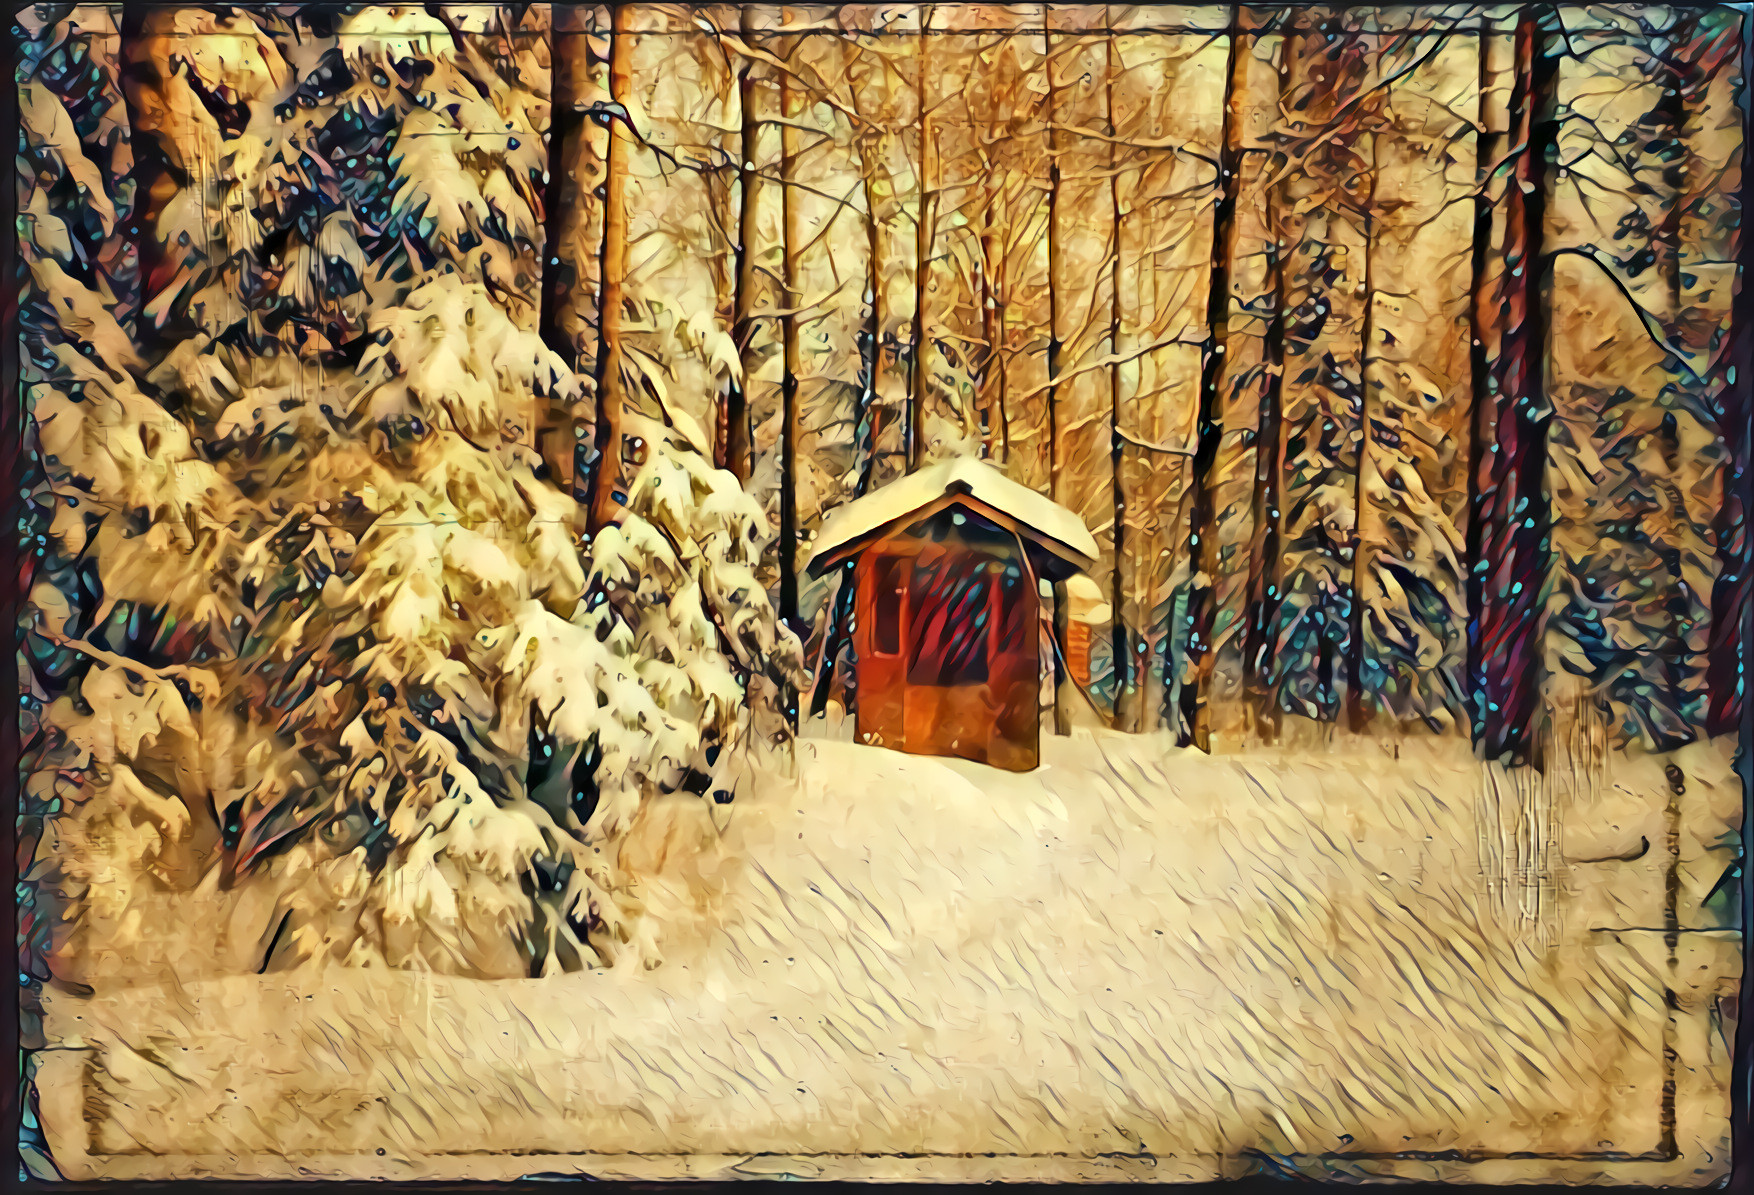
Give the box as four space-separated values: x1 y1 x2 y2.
806 458 1101 772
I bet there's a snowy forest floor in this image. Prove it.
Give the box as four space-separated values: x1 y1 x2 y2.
34 732 1736 1183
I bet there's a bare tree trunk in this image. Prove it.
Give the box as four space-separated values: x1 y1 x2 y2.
908 9 936 473
539 8 590 497
856 150 884 497
1106 21 1132 731
587 4 632 535
1243 21 1295 744
1346 92 1382 737
722 6 760 483
779 57 803 696
1045 9 1068 735
1468 6 1552 765
1181 8 1245 750
1707 12 1754 737
1045 13 1062 498
980 173 1001 460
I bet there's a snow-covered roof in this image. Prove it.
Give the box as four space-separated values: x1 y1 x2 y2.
807 456 1100 573
1064 574 1111 624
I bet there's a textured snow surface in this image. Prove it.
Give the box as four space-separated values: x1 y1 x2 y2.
36 734 1735 1183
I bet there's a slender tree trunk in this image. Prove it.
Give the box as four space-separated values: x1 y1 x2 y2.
536 18 578 372
1044 10 1068 735
587 4 632 535
809 562 857 717
1106 25 1131 730
539 9 586 496
1045 16 1061 497
1181 10 1243 750
723 7 759 484
1466 9 1514 755
779 60 803 663
1347 121 1381 737
1243 21 1295 743
1708 13 1754 738
987 170 1010 464
908 11 935 473
980 180 1000 460
1467 5 1552 765
856 147 885 497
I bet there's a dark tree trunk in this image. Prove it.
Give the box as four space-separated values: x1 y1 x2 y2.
539 11 586 497
1044 11 1068 734
1346 82 1381 738
1706 13 1753 739
1243 24 1295 744
1106 28 1131 731
855 158 884 497
1466 6 1555 766
1180 10 1243 749
778 56 803 725
723 7 759 484
908 11 935 473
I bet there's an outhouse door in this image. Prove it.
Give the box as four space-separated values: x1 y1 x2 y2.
855 550 910 750
854 535 1036 769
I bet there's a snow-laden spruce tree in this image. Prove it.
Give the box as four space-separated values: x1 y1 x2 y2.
24 5 798 980
17 1 162 984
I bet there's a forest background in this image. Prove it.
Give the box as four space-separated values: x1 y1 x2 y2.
12 0 1752 975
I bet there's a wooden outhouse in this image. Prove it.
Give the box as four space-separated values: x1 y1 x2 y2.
806 458 1100 772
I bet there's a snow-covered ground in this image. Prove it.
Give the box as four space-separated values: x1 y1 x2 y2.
34 732 1735 1182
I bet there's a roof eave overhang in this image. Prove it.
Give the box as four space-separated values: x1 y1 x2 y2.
806 490 1097 581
